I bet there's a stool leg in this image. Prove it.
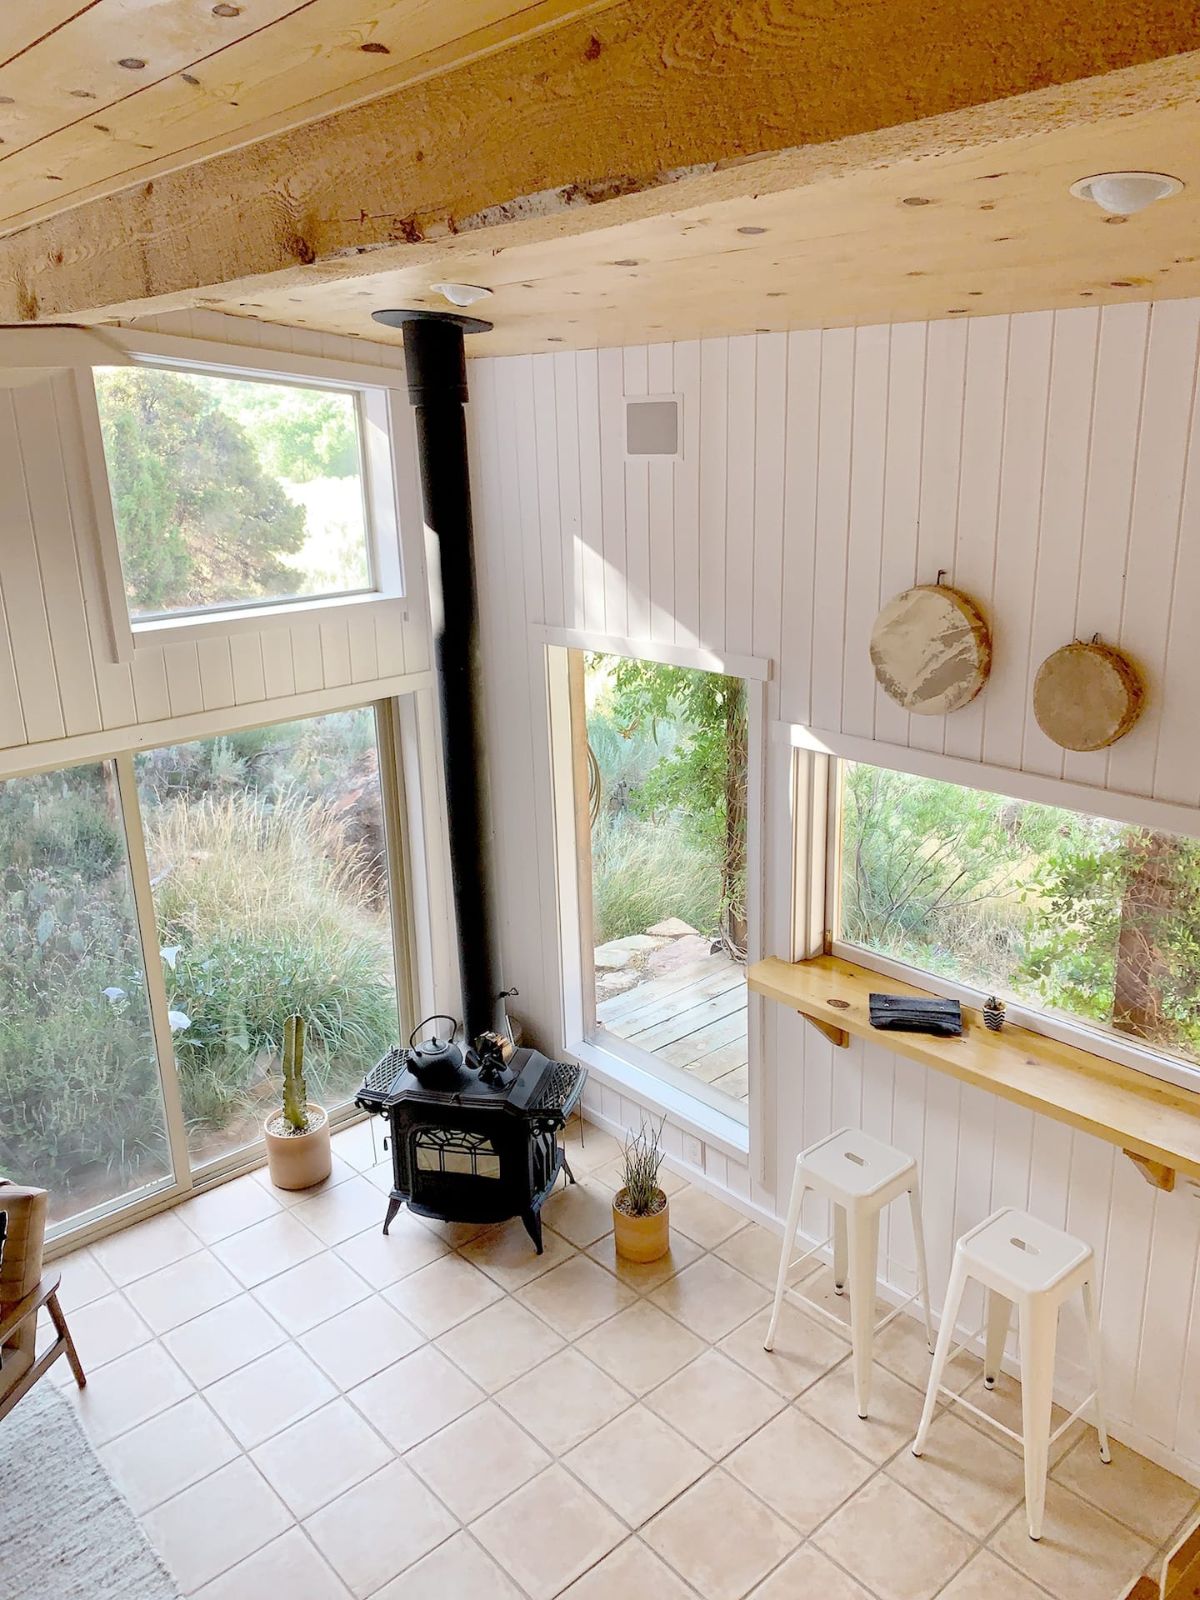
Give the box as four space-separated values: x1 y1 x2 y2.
913 1252 968 1457
1017 1297 1057 1540
984 1290 1011 1389
833 1203 848 1295
1080 1276 1112 1464
907 1181 935 1352
764 1165 805 1352
846 1205 880 1419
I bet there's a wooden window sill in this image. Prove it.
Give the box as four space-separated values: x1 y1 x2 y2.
748 954 1200 1191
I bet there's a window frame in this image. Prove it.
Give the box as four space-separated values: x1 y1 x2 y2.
71 330 409 659
0 694 419 1251
791 733 1200 1098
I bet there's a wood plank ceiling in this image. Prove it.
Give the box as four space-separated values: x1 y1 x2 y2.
2 1 1199 354
0 0 615 235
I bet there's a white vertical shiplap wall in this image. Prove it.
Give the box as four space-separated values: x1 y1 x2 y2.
0 310 430 770
469 299 1200 1481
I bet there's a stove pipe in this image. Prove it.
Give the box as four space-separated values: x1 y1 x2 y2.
390 310 501 1041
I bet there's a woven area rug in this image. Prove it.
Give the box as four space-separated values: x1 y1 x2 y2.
0 1381 178 1600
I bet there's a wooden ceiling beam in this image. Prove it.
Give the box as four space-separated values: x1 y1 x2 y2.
2 0 1199 325
0 1 620 237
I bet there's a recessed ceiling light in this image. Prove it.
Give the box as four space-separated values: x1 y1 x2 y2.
430 282 493 308
1069 171 1182 216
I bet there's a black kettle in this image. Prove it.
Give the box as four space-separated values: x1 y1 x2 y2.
406 1015 467 1088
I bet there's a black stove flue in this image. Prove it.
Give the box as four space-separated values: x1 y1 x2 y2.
374 306 502 1041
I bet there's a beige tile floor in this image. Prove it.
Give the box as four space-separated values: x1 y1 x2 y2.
42 1116 1199 1600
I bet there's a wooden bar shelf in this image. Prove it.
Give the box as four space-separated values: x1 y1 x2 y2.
748 954 1200 1190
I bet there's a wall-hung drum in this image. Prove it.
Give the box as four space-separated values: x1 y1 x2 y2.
1032 641 1144 752
869 585 991 715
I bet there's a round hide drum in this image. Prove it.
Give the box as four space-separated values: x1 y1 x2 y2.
1032 641 1144 752
869 585 991 716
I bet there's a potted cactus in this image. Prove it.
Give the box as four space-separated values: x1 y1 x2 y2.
263 1014 332 1190
612 1115 670 1263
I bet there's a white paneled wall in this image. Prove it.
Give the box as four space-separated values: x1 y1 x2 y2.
0 310 429 774
469 300 1200 1481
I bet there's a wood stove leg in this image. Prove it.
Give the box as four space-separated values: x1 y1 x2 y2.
521 1208 544 1254
382 1195 404 1235
561 1152 576 1186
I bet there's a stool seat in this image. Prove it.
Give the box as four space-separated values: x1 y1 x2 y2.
794 1127 915 1200
959 1208 1091 1298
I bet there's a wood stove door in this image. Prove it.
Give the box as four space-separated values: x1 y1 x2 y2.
404 1116 525 1226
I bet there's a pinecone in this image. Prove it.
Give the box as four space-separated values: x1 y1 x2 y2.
983 996 1006 1032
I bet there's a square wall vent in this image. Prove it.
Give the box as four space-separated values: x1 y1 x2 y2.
625 395 682 459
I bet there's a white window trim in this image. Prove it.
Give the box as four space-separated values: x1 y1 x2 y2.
783 720 1200 1098
58 327 416 662
544 638 772 1160
0 668 433 783
537 625 770 685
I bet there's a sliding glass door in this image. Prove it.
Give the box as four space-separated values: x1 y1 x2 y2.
0 703 407 1236
0 761 174 1228
134 707 401 1174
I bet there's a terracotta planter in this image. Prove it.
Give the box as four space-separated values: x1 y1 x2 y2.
263 1104 331 1191
613 1187 670 1262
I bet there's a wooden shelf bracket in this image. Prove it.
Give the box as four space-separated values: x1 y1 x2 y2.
1123 1150 1177 1192
798 1011 849 1049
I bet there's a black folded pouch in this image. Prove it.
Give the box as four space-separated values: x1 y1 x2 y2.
869 993 963 1037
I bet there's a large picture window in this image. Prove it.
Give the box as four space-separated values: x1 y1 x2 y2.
136 708 400 1173
93 365 372 622
0 704 406 1236
0 762 173 1227
834 761 1200 1074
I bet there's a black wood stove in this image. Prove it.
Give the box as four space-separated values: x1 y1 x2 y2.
356 1030 585 1252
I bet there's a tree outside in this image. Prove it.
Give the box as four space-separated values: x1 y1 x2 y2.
587 655 748 954
840 762 1200 1064
93 368 368 618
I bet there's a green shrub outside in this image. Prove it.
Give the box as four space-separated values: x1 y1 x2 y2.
586 666 729 945
591 811 721 944
0 766 171 1209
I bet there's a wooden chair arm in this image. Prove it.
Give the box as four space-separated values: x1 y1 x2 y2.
0 1271 62 1346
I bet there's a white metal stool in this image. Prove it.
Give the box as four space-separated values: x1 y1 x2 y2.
764 1127 934 1420
912 1206 1110 1541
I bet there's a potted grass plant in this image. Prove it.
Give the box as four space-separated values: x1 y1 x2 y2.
612 1115 670 1262
263 1014 332 1190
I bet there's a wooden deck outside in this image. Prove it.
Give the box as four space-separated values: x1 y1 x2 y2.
596 951 748 1103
